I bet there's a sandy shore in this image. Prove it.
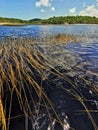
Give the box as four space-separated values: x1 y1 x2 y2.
0 22 25 26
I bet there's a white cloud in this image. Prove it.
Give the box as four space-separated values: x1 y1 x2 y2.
51 7 55 11
40 9 45 12
96 0 98 6
35 0 55 13
79 5 98 17
35 0 51 7
69 7 76 14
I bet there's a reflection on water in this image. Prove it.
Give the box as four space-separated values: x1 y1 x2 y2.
39 41 98 85
66 42 98 80
0 24 98 40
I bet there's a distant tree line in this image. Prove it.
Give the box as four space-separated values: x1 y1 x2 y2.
0 17 28 23
41 16 98 24
0 16 98 24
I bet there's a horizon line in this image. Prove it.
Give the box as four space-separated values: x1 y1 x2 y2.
0 15 98 21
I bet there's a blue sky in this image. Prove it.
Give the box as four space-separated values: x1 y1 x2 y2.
0 0 98 20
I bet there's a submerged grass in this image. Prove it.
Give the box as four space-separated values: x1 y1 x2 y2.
0 37 98 130
0 37 65 130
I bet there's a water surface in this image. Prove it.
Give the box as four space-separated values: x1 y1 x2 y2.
1 24 98 130
0 25 98 82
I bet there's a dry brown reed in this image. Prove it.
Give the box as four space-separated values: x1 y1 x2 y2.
0 37 98 130
0 37 66 130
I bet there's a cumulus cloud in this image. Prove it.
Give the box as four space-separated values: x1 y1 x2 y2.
69 7 76 14
35 0 51 7
40 9 45 13
35 0 55 12
96 0 98 6
79 5 98 17
51 7 55 11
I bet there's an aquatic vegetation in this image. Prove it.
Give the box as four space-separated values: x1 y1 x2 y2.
54 34 81 43
0 37 98 130
32 34 82 44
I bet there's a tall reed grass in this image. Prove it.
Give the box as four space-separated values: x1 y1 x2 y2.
0 37 98 130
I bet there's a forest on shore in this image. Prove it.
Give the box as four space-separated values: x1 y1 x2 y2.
0 16 98 25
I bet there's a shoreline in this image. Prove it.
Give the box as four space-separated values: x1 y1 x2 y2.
0 22 98 26
0 22 27 26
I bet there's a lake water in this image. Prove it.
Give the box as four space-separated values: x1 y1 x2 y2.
0 24 98 40
1 24 98 130
0 24 98 85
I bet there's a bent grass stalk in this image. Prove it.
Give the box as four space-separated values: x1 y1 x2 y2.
0 37 98 130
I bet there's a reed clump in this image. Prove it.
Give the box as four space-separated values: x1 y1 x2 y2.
55 34 78 43
32 33 82 44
